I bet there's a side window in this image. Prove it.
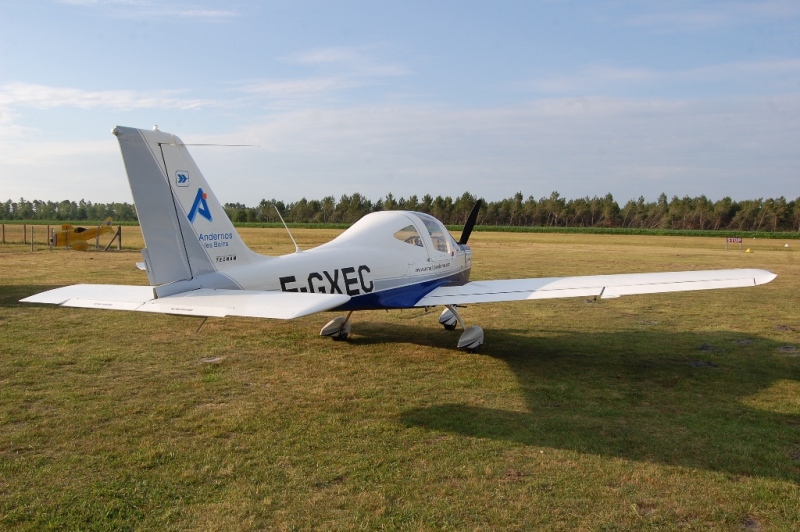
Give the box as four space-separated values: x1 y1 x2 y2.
394 225 423 247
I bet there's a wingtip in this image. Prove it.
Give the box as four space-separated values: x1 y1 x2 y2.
754 269 777 285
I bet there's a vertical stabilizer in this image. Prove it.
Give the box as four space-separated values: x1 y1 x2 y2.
113 126 262 286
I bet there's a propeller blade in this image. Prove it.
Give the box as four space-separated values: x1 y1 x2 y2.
459 199 483 245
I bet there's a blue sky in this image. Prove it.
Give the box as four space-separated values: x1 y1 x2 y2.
1 0 798 205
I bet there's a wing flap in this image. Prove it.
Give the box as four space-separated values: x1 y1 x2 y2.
21 285 350 319
139 289 350 319
415 269 776 306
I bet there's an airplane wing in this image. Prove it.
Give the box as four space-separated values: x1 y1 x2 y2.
21 284 350 319
414 268 776 306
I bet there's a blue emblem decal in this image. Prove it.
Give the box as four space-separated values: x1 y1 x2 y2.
188 188 212 223
175 170 189 187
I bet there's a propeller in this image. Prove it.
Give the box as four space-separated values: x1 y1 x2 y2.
458 199 483 245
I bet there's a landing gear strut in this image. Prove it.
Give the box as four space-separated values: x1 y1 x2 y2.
440 305 484 352
320 311 353 341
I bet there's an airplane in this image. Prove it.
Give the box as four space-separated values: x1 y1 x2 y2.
21 126 777 351
52 217 115 251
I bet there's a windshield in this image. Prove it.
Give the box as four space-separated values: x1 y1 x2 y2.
414 212 455 254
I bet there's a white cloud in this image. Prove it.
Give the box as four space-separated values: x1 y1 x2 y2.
3 94 798 203
236 78 362 100
524 59 800 95
58 0 238 20
228 47 412 109
1 59 797 204
178 93 799 204
0 138 126 202
0 108 30 139
282 46 411 78
0 83 219 111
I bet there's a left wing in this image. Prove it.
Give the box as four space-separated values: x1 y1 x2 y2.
21 284 351 319
415 268 776 306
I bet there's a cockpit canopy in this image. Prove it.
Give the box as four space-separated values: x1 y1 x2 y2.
394 212 459 254
327 210 461 257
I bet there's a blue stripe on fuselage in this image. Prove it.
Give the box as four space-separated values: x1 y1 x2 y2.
334 269 470 311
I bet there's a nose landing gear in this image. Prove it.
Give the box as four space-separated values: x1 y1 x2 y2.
440 305 484 352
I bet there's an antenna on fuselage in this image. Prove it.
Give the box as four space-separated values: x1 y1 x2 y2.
274 204 301 253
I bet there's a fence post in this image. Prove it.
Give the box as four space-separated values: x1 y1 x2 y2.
30 225 34 251
1 224 4 244
23 224 27 245
49 226 53 251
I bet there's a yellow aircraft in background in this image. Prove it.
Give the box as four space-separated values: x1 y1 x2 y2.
52 217 115 251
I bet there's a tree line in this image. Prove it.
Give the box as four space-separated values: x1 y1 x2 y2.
3 192 799 232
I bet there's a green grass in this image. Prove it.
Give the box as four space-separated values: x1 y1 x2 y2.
1 230 799 530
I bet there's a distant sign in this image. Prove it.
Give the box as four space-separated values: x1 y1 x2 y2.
725 236 743 251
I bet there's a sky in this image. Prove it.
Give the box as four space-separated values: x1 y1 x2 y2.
0 0 798 206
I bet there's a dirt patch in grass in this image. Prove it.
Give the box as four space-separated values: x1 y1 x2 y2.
788 446 800 462
689 360 719 368
744 516 763 531
696 343 722 352
500 469 528 483
634 501 656 517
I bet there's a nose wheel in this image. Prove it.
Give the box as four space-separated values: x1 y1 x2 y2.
440 305 484 352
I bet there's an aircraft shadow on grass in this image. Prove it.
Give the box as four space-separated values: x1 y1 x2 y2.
0 285 63 308
380 323 800 483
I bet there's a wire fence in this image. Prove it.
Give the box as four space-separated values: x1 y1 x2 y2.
1 223 123 250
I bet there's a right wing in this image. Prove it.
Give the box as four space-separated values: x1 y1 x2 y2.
415 268 776 306
21 284 350 319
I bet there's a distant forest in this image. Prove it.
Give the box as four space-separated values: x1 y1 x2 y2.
2 192 799 232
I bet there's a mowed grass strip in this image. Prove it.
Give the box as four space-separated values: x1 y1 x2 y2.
1 230 798 530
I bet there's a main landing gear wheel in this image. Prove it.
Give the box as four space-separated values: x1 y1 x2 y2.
443 305 484 352
320 311 353 341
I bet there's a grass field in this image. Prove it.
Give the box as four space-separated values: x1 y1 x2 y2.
1 228 798 530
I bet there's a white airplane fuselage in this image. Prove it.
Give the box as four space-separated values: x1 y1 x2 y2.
188 210 473 311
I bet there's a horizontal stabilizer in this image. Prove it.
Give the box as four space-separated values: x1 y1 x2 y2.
415 269 776 306
21 285 350 319
21 284 156 310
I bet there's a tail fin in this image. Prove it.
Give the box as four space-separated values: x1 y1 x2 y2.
113 126 263 286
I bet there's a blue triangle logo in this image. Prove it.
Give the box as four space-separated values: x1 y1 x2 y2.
188 188 212 223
